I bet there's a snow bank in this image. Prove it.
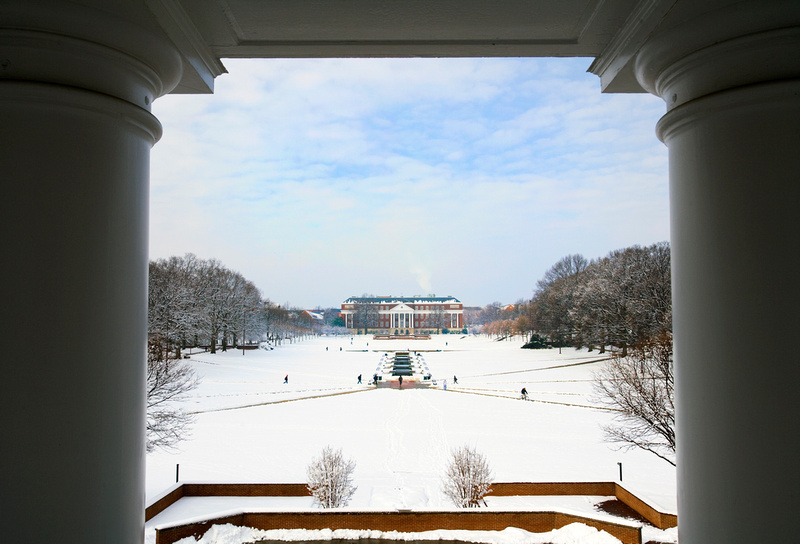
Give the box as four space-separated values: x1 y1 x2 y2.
145 335 677 544
172 522 625 544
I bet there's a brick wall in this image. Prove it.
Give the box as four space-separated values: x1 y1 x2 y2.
614 484 678 529
491 482 618 497
155 510 642 544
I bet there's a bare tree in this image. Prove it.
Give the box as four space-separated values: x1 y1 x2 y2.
306 446 357 508
477 302 502 326
442 445 493 507
431 303 447 333
146 335 200 452
352 301 379 334
593 333 675 466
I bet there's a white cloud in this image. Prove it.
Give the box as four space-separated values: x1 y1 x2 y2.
150 58 669 308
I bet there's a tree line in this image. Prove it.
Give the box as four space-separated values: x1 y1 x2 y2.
481 242 671 356
148 253 326 356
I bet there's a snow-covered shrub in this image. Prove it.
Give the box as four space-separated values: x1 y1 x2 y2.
306 446 357 508
442 445 493 507
522 333 550 349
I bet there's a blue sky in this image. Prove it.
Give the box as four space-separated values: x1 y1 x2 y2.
149 57 669 309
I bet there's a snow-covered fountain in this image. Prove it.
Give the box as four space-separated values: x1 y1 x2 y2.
372 351 432 389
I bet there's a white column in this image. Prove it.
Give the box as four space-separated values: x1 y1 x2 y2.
635 4 800 542
0 3 181 542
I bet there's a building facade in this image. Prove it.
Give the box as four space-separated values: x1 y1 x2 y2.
341 296 464 334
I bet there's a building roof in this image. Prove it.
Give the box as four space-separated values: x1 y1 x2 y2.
343 296 461 305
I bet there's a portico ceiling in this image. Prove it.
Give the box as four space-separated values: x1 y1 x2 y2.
146 0 682 95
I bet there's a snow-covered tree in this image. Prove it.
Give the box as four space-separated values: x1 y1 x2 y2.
442 445 493 508
148 255 200 356
530 254 588 347
571 243 671 355
146 335 200 452
306 446 357 508
593 333 675 465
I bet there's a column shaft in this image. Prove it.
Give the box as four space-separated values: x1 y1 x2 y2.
0 3 182 541
634 5 800 540
0 82 161 542
660 82 800 542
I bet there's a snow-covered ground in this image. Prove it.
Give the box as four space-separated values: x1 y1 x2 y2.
146 334 677 544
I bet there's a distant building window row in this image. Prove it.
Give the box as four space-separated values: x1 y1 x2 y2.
340 296 464 333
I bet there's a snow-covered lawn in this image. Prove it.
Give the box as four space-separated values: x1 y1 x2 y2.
146 334 677 544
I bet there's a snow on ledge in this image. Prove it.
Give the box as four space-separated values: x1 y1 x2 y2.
170 523 628 544
154 506 641 532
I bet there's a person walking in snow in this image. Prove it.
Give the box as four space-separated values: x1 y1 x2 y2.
521 387 528 400
357 374 362 384
284 374 288 384
453 375 458 384
443 379 447 391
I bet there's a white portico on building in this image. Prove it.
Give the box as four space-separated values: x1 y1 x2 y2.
341 296 464 334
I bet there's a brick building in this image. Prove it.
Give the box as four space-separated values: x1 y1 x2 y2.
341 296 464 334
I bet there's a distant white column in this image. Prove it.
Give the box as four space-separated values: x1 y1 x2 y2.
0 3 181 542
635 4 800 542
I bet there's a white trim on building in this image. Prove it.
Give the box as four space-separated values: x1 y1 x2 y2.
340 296 464 333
